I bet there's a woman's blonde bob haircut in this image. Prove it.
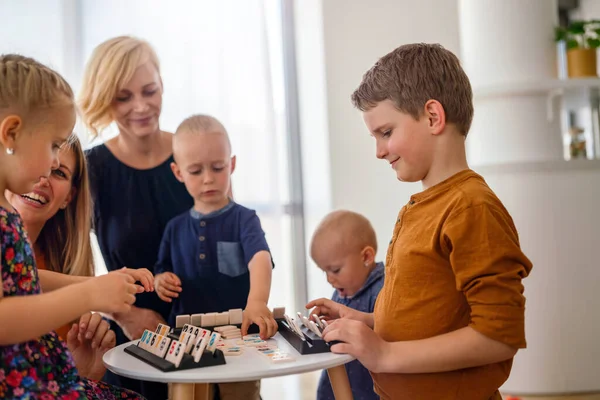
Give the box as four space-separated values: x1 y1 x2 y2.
78 36 160 138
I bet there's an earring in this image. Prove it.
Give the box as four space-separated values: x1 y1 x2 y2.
60 203 68 209
6 148 13 155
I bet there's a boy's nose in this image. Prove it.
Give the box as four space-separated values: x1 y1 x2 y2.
376 141 387 159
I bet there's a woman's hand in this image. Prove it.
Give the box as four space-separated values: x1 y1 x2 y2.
66 312 115 380
114 306 165 340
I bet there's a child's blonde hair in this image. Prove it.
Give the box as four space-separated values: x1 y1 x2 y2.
37 136 94 277
175 114 232 153
311 210 378 255
0 54 74 120
78 36 161 138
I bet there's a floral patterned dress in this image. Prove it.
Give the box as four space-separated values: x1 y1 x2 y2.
0 207 145 400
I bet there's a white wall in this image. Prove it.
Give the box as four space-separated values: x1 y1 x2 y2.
295 0 461 301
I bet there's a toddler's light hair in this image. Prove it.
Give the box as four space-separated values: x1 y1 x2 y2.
311 210 378 256
0 54 74 122
175 114 232 153
78 36 160 138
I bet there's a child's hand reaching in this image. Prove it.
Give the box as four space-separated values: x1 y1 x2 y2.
86 273 139 314
116 267 154 292
242 300 278 340
154 272 182 303
306 298 356 321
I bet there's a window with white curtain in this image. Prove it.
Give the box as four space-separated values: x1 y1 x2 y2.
1 0 301 314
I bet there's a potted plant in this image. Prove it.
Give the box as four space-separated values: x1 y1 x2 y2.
555 20 600 78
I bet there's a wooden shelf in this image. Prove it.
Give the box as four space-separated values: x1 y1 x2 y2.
474 78 600 100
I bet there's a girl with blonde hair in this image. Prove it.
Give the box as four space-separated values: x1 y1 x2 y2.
7 136 114 381
0 53 154 399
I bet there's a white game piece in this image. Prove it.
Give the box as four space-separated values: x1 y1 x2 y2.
206 332 222 353
272 306 285 319
138 330 149 348
141 331 154 351
156 336 171 358
192 335 209 362
242 333 261 340
165 340 185 368
149 334 162 354
179 324 194 340
296 312 304 325
215 325 237 333
309 321 322 337
301 315 311 328
321 319 328 328
190 313 204 326
271 354 296 363
160 323 172 336
215 312 229 326
201 313 217 327
176 315 190 328
223 333 241 339
181 332 196 353
228 308 243 325
223 347 244 356
312 314 324 329
194 328 211 345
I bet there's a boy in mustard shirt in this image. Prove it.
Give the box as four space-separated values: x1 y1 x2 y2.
307 43 533 400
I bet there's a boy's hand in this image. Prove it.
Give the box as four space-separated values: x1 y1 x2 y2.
306 298 355 321
322 318 390 373
86 273 139 314
154 272 182 303
116 267 154 292
242 300 278 340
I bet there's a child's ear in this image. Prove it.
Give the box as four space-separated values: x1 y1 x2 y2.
424 99 446 136
230 155 237 174
170 162 185 183
361 245 376 267
0 115 22 152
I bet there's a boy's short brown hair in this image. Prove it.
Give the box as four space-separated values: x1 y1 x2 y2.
351 43 473 135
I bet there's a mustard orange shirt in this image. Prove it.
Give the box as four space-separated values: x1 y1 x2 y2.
35 253 73 341
372 170 533 400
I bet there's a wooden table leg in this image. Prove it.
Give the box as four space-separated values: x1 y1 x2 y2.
170 382 195 400
193 383 210 400
326 365 353 400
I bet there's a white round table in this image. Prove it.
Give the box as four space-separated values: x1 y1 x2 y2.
103 332 354 400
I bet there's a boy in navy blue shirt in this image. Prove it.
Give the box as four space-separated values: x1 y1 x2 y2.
310 210 384 400
154 114 276 400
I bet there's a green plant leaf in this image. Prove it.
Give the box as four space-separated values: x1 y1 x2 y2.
555 27 567 42
567 38 580 49
587 37 600 48
569 20 586 34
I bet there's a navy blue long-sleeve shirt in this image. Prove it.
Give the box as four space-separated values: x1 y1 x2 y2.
154 201 272 325
317 262 385 400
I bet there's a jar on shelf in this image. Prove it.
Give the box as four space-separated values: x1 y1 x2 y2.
569 126 587 159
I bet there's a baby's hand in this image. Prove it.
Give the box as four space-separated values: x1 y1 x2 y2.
306 298 354 321
242 300 278 340
154 272 182 303
86 273 138 314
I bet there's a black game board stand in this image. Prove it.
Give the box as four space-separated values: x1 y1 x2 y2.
276 319 332 355
124 345 226 372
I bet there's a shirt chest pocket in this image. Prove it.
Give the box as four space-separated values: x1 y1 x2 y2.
217 241 247 278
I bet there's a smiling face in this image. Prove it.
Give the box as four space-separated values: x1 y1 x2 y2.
111 62 162 139
363 99 435 183
6 144 76 228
